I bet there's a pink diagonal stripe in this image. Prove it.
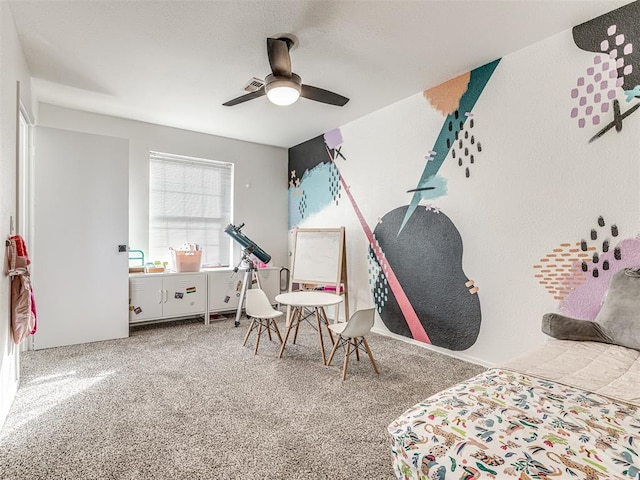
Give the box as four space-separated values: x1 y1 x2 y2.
325 146 431 344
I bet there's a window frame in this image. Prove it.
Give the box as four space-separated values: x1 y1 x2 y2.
148 150 234 269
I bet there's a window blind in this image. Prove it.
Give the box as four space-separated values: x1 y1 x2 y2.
149 151 233 267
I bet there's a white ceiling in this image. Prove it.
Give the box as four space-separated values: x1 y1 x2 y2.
8 0 632 148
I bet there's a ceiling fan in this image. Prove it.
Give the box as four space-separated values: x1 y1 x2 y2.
223 35 350 107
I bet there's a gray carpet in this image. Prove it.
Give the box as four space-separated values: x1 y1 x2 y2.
0 316 485 480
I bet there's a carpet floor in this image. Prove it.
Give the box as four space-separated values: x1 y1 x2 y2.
0 316 485 480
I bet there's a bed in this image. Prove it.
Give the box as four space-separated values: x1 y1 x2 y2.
388 269 640 480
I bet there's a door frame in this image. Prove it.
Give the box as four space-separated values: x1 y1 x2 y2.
17 82 34 352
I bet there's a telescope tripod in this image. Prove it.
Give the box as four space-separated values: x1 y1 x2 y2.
233 252 262 327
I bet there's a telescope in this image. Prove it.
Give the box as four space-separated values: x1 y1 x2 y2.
224 223 271 264
224 223 271 327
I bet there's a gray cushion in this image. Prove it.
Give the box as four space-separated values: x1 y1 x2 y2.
542 268 640 351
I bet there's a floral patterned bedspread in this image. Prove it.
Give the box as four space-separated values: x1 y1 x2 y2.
388 369 640 480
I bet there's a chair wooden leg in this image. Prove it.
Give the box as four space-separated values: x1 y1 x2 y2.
362 337 379 374
342 339 351 381
266 319 273 341
243 318 256 347
327 336 341 367
254 321 263 355
271 318 283 344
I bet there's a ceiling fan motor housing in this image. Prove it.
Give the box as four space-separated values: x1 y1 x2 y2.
265 73 302 94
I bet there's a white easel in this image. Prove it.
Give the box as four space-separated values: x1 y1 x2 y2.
289 227 349 323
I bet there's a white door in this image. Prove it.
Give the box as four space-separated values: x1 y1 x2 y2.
33 127 129 349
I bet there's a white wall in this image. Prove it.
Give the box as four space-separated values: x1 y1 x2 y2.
37 104 289 269
0 1 34 429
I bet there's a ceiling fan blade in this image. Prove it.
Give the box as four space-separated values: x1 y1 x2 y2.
267 37 292 77
222 87 266 106
301 84 349 107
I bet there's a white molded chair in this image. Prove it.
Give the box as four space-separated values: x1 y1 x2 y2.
242 289 283 354
326 308 379 381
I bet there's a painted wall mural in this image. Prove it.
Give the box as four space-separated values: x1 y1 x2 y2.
534 2 640 324
533 216 638 320
403 60 499 232
288 2 639 364
534 214 640 322
571 0 640 142
369 206 481 350
288 60 500 351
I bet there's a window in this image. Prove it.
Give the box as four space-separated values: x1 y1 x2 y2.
149 151 233 268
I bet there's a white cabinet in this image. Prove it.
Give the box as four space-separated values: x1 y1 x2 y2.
129 272 207 324
207 267 282 315
128 268 283 325
207 269 243 313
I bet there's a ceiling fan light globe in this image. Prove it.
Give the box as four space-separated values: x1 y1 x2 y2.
265 73 302 106
266 86 300 106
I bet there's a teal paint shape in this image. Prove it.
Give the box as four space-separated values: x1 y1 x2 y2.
288 162 335 229
400 59 501 232
410 174 448 200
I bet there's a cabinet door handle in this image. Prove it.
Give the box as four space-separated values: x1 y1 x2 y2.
164 289 169 303
159 289 163 304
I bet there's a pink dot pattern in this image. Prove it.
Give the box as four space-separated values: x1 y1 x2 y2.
570 23 634 128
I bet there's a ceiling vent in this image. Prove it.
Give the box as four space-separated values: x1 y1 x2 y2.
243 77 265 93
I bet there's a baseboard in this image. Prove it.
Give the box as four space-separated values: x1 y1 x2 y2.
0 372 19 432
370 326 495 368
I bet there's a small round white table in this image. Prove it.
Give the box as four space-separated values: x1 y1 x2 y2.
275 291 343 365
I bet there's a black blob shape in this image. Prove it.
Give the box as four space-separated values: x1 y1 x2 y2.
458 139 463 149
580 240 588 251
455 131 459 140
470 136 475 145
465 167 470 178
446 138 451 149
448 121 452 131
582 262 588 272
470 119 474 129
598 216 605 227
470 155 475 164
603 260 610 270
593 252 599 264
612 225 619 237
477 142 482 152
593 269 599 278
591 229 597 240
452 149 456 159
288 134 333 184
602 240 609 252
454 110 459 119
464 147 469 156
458 158 462 167
572 2 640 91
464 131 469 139
614 247 622 260
459 121 464 130
372 206 481 350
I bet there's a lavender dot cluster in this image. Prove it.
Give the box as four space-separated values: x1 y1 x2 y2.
570 24 633 128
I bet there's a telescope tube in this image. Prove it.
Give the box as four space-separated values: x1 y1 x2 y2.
224 224 271 264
